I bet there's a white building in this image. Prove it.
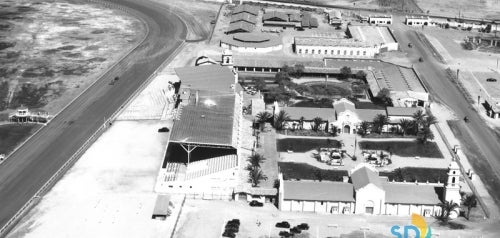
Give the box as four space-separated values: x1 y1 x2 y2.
368 15 392 25
331 98 386 134
405 16 431 26
327 9 342 25
220 33 283 53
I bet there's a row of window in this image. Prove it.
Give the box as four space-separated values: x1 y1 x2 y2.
298 48 368 56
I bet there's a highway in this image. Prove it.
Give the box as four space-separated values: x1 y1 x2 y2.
391 24 500 208
0 0 187 230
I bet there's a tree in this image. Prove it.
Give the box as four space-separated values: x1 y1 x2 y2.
256 111 272 131
339 66 352 79
355 70 367 79
399 119 414 136
311 117 324 132
393 167 407 181
376 88 392 106
314 169 323 182
436 201 460 224
358 121 371 136
247 153 266 170
253 78 266 91
372 114 388 134
273 110 290 131
462 194 477 220
294 64 305 78
330 125 339 136
423 114 437 128
248 167 268 187
417 126 434 144
275 71 291 86
299 116 305 130
412 110 425 132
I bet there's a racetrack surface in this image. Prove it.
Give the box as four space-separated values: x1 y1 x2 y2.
0 0 187 229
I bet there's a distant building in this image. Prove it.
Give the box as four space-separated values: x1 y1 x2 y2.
331 98 386 134
220 33 283 53
278 162 462 217
327 9 342 26
9 107 50 123
232 4 259 16
368 15 392 25
230 12 257 25
405 16 431 26
301 13 319 28
225 21 255 34
278 106 336 131
262 11 288 22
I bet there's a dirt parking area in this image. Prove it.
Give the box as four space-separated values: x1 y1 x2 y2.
175 199 492 238
8 121 178 238
416 0 500 19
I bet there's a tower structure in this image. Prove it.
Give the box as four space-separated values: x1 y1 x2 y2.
444 161 462 206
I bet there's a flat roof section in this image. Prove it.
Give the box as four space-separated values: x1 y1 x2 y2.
174 65 236 93
222 33 282 48
170 92 236 147
295 37 371 48
348 25 397 46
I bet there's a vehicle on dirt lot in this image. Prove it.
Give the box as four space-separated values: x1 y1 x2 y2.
419 57 423 62
486 78 497 82
249 200 263 207
408 43 413 48
276 221 291 228
158 127 170 132
464 116 469 122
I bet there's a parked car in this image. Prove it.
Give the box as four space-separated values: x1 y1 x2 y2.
275 221 291 228
278 231 293 237
290 227 302 234
418 57 424 62
249 200 263 207
486 78 497 82
297 223 310 230
408 42 413 48
158 127 170 132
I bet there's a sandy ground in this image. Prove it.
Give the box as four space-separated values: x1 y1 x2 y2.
416 0 500 19
0 0 145 114
7 120 180 238
175 199 497 238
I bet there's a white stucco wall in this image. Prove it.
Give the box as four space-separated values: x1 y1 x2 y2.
221 42 283 53
355 184 385 214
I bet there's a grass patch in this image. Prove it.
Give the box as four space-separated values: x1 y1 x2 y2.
279 162 347 181
0 81 8 110
359 141 444 158
380 167 448 183
10 83 49 109
277 138 340 152
0 124 40 154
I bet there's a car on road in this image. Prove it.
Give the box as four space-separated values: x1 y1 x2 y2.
419 57 423 62
275 221 291 228
249 200 263 207
486 78 497 82
408 42 413 48
158 127 170 132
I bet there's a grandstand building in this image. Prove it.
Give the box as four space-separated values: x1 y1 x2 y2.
155 65 243 200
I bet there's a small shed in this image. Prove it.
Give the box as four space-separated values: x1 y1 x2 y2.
152 195 172 220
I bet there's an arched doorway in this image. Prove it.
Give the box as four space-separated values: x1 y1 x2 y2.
343 125 351 134
365 200 374 214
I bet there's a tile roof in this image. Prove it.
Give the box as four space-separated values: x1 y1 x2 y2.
333 100 355 114
230 12 257 24
384 183 442 205
283 181 355 202
174 65 236 93
226 21 255 34
263 11 288 21
232 4 259 16
301 15 318 27
386 107 421 117
355 109 386 122
283 107 335 121
351 165 383 190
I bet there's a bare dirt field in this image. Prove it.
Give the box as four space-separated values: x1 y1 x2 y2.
0 0 145 114
7 121 180 238
415 0 500 19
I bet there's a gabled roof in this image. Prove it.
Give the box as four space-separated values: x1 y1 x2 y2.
283 107 335 121
351 165 383 190
232 4 259 16
384 183 442 205
226 21 255 34
283 181 355 202
386 107 421 117
262 11 288 21
355 109 386 122
230 12 257 24
333 100 355 113
301 15 318 27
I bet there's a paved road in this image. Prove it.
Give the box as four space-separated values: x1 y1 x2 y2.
391 23 500 208
0 0 187 229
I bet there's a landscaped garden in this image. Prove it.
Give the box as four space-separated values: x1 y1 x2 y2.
358 141 444 158
278 162 347 182
380 167 448 183
277 138 340 153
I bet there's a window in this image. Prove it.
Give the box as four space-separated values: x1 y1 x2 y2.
357 51 360 55
332 206 339 213
324 50 327 54
331 50 334 54
298 49 302 53
350 50 353 55
363 51 366 56
343 50 347 55
312 49 315 54
320 201 324 205
337 50 341 54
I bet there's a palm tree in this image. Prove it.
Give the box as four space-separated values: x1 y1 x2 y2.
247 153 266 170
358 121 371 136
399 119 414 136
372 114 388 134
256 111 272 131
423 114 438 127
248 167 268 187
393 167 407 181
436 201 460 224
417 126 434 144
412 110 425 132
311 117 324 132
273 110 290 131
462 194 478 220
299 116 305 130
